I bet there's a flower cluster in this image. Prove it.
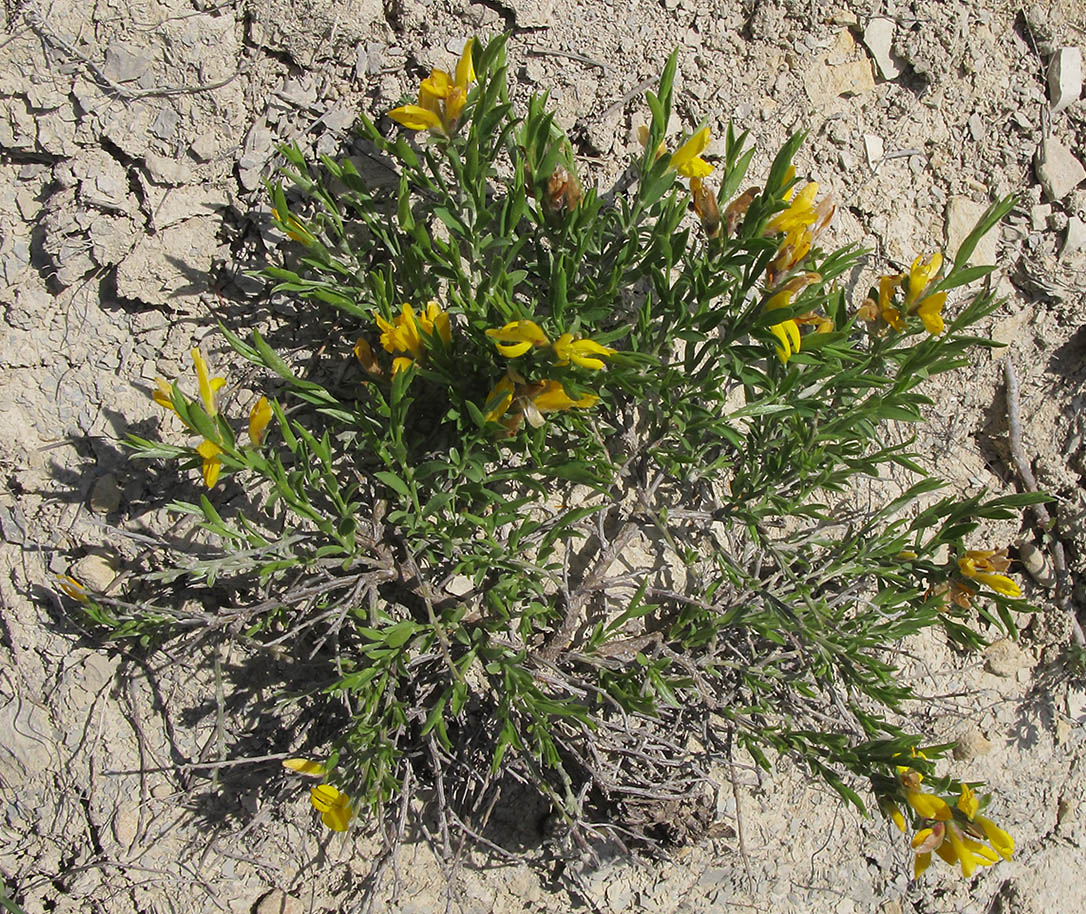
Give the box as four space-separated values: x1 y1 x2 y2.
880 755 1014 879
481 319 613 432
357 300 453 377
760 183 836 363
860 252 947 335
388 39 475 135
152 349 270 488
765 179 835 285
282 758 354 832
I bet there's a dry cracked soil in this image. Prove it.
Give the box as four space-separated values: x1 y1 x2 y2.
2 0 1086 912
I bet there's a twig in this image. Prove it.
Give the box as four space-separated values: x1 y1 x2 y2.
526 45 607 75
726 728 754 892
1004 356 1085 646
540 519 640 659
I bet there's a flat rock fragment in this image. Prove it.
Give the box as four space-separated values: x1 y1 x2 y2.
945 196 997 266
862 17 901 80
1048 47 1082 114
1035 137 1086 201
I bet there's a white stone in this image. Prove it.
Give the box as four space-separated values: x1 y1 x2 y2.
1049 47 1082 114
863 133 884 169
1036 137 1086 201
863 17 901 80
1062 215 1086 258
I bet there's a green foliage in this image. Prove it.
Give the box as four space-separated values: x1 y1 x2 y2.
81 36 1032 848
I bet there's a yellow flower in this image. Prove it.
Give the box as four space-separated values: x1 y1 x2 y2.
767 182 819 235
484 371 517 424
377 303 424 359
907 252 943 305
153 377 180 415
903 787 953 822
874 274 905 330
389 39 475 134
530 380 598 415
416 300 452 346
769 319 801 363
248 396 271 445
271 208 316 246
957 783 1014 860
916 291 947 335
482 371 597 432
196 439 223 488
282 758 327 777
553 333 616 370
958 550 1021 598
764 184 835 283
191 348 225 416
485 319 550 357
309 784 353 832
669 126 713 179
375 301 452 373
153 351 225 420
56 574 89 602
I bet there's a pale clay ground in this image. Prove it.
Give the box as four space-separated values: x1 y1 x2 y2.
2 1 1086 912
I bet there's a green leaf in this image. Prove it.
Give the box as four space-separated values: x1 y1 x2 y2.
375 471 411 499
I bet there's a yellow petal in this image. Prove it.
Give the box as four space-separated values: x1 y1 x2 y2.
484 374 516 423
420 68 453 99
455 38 475 88
907 252 943 304
677 155 713 179
914 851 932 879
391 356 414 376
535 381 597 412
904 789 952 821
196 439 223 488
191 348 221 416
388 104 444 132
959 560 1022 597
553 333 616 370
916 292 947 335
283 758 326 777
957 783 979 820
976 816 1014 859
248 396 272 445
56 574 89 602
935 840 959 867
669 126 712 176
767 182 819 234
769 319 801 363
309 784 353 831
486 320 550 357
